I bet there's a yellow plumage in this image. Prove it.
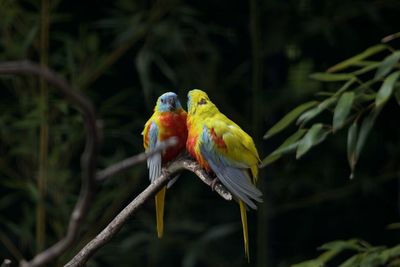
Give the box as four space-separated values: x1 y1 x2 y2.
186 89 262 260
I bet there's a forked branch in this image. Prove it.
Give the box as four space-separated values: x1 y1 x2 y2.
0 61 232 267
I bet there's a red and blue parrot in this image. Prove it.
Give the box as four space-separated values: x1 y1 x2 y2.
142 92 187 238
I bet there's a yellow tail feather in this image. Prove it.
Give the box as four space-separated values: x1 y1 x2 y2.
239 200 249 261
155 186 166 238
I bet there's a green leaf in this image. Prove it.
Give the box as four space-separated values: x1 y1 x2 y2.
310 73 354 82
316 91 334 97
296 124 330 159
347 121 358 178
260 143 299 167
292 250 340 267
333 92 355 131
339 254 363 267
375 51 400 79
395 86 400 106
319 239 367 252
382 244 400 259
281 129 308 147
375 71 400 108
359 251 385 267
386 222 400 230
263 101 318 139
334 77 357 96
328 44 389 72
260 153 282 167
291 259 324 267
353 79 379 95
355 111 379 161
260 129 307 167
357 93 376 102
352 62 380 76
352 60 380 67
297 97 337 126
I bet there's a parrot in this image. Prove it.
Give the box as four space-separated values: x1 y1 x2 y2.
142 92 188 238
186 89 262 260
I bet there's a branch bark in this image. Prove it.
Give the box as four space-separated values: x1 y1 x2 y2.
64 158 231 267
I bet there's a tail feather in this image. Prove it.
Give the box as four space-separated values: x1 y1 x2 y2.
239 200 249 261
155 186 166 238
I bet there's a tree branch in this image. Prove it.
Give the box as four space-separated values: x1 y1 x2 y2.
96 148 232 200
64 158 231 267
0 61 99 267
96 137 178 182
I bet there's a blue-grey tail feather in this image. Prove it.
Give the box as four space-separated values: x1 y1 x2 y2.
167 175 180 188
148 152 162 183
147 122 162 183
200 145 262 209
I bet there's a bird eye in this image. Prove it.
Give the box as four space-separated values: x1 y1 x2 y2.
161 99 165 103
198 98 207 105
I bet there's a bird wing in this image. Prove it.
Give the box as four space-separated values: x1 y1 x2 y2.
208 114 260 179
144 121 162 183
199 119 261 261
143 120 166 238
199 121 262 209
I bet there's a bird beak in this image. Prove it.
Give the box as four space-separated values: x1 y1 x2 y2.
168 98 176 110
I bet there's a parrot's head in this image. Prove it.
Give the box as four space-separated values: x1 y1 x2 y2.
155 92 183 112
187 89 217 116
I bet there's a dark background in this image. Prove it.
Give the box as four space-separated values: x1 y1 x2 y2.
1 0 400 266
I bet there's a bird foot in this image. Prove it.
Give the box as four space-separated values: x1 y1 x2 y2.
161 168 171 178
210 178 219 191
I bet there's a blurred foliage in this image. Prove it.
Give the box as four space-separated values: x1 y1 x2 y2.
263 38 400 267
263 41 400 178
293 239 400 267
1 0 400 267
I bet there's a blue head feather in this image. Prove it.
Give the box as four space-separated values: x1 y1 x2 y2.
156 92 182 112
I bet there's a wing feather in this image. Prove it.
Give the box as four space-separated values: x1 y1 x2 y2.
200 126 262 209
210 116 260 170
146 122 162 183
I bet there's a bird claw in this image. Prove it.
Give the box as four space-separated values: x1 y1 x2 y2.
210 178 219 191
161 168 170 178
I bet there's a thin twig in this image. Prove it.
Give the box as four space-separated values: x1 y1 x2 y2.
0 61 99 267
64 158 231 267
96 137 178 182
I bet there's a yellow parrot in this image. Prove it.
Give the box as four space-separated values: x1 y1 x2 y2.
186 89 262 260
